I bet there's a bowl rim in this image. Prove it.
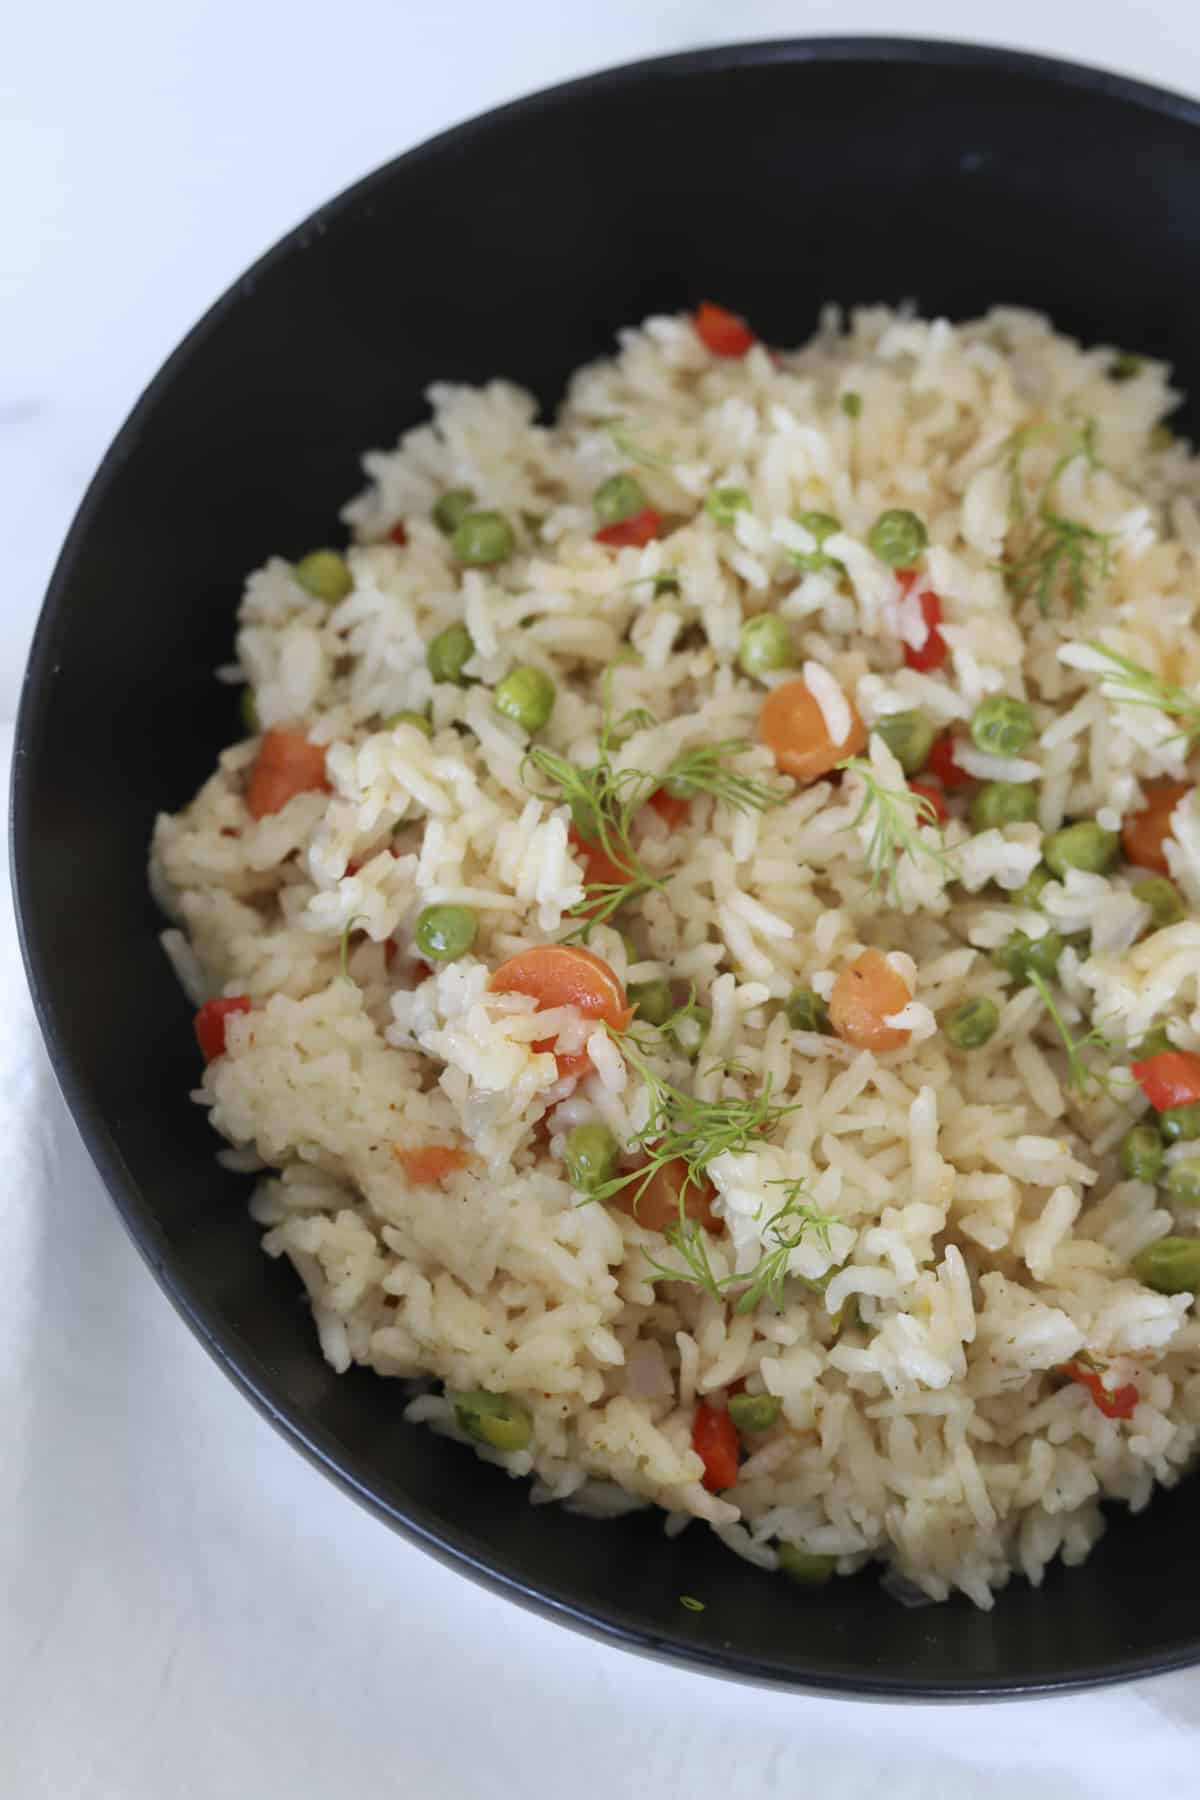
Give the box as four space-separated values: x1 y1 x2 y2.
14 34 1200 1700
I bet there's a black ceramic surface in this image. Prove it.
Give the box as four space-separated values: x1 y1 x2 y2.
14 39 1200 1698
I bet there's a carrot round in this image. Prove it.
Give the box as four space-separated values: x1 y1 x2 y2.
568 824 635 896
614 1154 721 1234
646 787 691 830
246 728 329 819
758 677 866 784
490 945 631 1078
392 1144 470 1184
829 950 912 1051
1121 781 1191 874
692 1402 740 1491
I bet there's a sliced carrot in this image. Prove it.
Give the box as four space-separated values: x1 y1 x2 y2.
568 823 635 895
594 508 662 548
490 945 631 1078
245 729 329 819
758 676 867 784
613 1154 721 1234
829 950 911 1051
693 301 756 358
1121 780 1191 874
194 995 252 1062
392 1144 470 1184
692 1402 740 1491
646 787 691 830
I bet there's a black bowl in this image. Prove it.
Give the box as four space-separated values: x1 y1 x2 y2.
14 37 1200 1699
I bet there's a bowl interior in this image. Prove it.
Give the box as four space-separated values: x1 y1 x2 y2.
16 39 1200 1696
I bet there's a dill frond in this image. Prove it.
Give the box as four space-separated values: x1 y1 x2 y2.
605 418 675 470
1079 642 1200 742
1027 970 1126 1098
1001 419 1113 615
838 757 954 894
662 740 790 815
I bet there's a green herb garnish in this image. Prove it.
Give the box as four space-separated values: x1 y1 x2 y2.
679 1595 706 1612
338 914 365 982
1077 642 1200 742
605 418 675 470
1027 970 1125 1098
1001 420 1113 615
838 757 953 894
662 740 790 814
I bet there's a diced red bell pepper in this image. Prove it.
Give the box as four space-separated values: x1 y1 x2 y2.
692 1401 740 1492
1059 1360 1139 1420
646 787 691 830
594 508 662 548
927 733 973 790
899 571 948 673
693 301 756 357
388 521 408 546
909 781 949 824
194 995 252 1062
1130 1049 1200 1111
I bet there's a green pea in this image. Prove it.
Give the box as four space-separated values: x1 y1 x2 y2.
294 548 353 604
993 929 1064 986
868 508 927 568
629 979 674 1027
433 487 477 535
383 709 433 737
841 392 862 419
1010 864 1051 909
1112 351 1144 382
1134 1024 1174 1061
789 510 842 573
1119 1125 1164 1183
1132 1235 1200 1293
240 687 259 734
872 710 936 776
413 904 477 963
727 1392 782 1433
970 782 1038 831
943 996 1000 1050
1159 1103 1200 1144
738 614 794 677
427 624 476 686
1132 876 1186 930
594 473 648 526
969 695 1035 757
1042 821 1120 877
776 1543 837 1585
653 572 680 595
449 1389 532 1453
705 486 751 527
451 510 514 566
668 1006 710 1058
494 666 556 733
785 988 832 1034
562 1123 619 1194
1168 1162 1200 1206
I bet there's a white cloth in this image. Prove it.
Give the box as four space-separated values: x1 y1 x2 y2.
8 1 1200 1790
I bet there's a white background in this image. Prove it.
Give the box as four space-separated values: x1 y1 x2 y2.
6 3 1200 1794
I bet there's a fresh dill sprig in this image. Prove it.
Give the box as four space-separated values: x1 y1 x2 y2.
1001 419 1114 615
524 685 789 933
1027 970 1127 1098
605 418 675 470
596 1032 839 1312
838 757 954 894
1078 642 1200 742
662 740 790 815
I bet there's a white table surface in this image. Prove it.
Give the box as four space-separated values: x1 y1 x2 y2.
8 3 1200 1793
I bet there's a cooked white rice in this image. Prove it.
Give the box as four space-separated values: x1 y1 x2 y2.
152 305 1200 1610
